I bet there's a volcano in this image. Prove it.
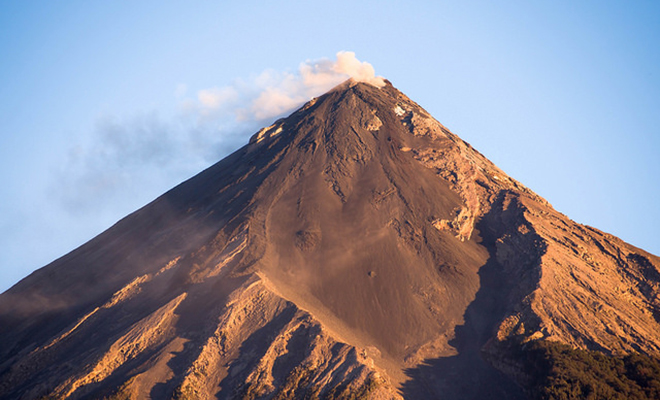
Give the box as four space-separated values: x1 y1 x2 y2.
1 79 659 399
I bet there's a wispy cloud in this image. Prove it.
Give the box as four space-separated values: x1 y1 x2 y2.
52 51 383 217
5 52 384 292
185 51 385 123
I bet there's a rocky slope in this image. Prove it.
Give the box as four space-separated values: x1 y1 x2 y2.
0 79 659 399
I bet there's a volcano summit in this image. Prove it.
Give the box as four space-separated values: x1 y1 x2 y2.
1 79 659 399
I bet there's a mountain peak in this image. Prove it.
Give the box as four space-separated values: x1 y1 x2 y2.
1 79 659 399
328 76 388 92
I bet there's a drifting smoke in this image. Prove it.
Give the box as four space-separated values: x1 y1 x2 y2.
190 51 386 122
54 51 384 216
1 52 384 292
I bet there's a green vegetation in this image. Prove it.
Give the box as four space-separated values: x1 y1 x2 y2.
513 340 660 400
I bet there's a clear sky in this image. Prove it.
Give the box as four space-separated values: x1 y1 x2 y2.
1 1 659 293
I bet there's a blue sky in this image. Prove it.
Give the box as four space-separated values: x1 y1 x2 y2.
1 1 659 292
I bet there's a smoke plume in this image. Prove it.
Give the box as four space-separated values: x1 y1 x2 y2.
190 51 385 122
54 51 383 218
5 52 384 292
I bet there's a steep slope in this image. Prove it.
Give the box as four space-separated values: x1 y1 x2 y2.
0 79 659 399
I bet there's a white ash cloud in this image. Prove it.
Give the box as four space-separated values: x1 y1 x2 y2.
0 52 384 292
53 51 383 220
197 86 239 115
188 51 385 122
329 50 386 87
